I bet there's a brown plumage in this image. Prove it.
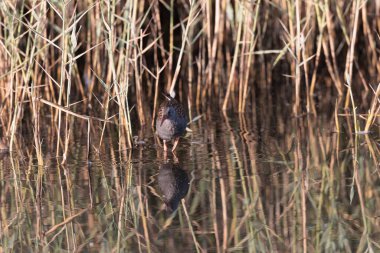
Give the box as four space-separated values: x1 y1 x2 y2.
156 93 187 152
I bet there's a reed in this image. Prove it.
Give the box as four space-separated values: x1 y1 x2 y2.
0 0 379 145
1 0 380 252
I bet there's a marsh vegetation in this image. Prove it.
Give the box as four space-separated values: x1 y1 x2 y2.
1 0 380 252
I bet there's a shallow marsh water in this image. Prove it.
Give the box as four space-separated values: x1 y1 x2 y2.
1 103 380 253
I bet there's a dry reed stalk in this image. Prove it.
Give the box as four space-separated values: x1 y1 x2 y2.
0 21 11 129
134 29 146 126
166 0 174 91
35 97 111 122
206 0 221 96
344 0 361 108
325 0 343 95
364 135 380 176
205 0 213 92
361 3 380 76
310 2 338 96
151 60 168 128
240 0 261 112
152 0 167 69
211 0 226 104
301 2 315 113
169 1 201 96
237 5 248 113
334 99 340 133
44 208 88 237
187 25 193 118
364 83 380 132
0 0 379 147
293 0 301 115
28 1 47 166
309 33 322 96
222 2 243 111
346 81 359 133
101 0 121 145
55 2 68 157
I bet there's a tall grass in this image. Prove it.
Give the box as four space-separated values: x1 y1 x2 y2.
1 0 379 155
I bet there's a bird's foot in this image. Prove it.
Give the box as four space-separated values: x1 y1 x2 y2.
172 138 179 152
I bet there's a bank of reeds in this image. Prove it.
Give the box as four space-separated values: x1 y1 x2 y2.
1 0 380 155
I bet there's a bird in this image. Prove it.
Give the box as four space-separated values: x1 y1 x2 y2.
158 161 189 212
156 92 188 152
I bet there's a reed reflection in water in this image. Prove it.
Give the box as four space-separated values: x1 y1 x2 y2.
1 105 380 252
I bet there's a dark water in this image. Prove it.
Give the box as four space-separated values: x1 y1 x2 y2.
1 104 380 253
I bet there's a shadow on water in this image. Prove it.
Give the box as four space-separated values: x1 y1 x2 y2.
1 101 380 252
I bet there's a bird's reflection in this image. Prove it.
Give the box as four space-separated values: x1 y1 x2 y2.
158 159 190 213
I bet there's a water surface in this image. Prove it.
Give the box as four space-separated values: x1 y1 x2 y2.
1 104 380 253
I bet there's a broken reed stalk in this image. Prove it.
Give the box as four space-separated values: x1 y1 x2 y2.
44 208 88 237
35 97 111 122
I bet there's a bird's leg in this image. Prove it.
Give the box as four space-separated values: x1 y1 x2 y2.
164 150 168 161
173 152 179 163
172 137 180 152
163 140 168 152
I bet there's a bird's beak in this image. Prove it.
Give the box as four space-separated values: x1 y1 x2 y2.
160 115 168 126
